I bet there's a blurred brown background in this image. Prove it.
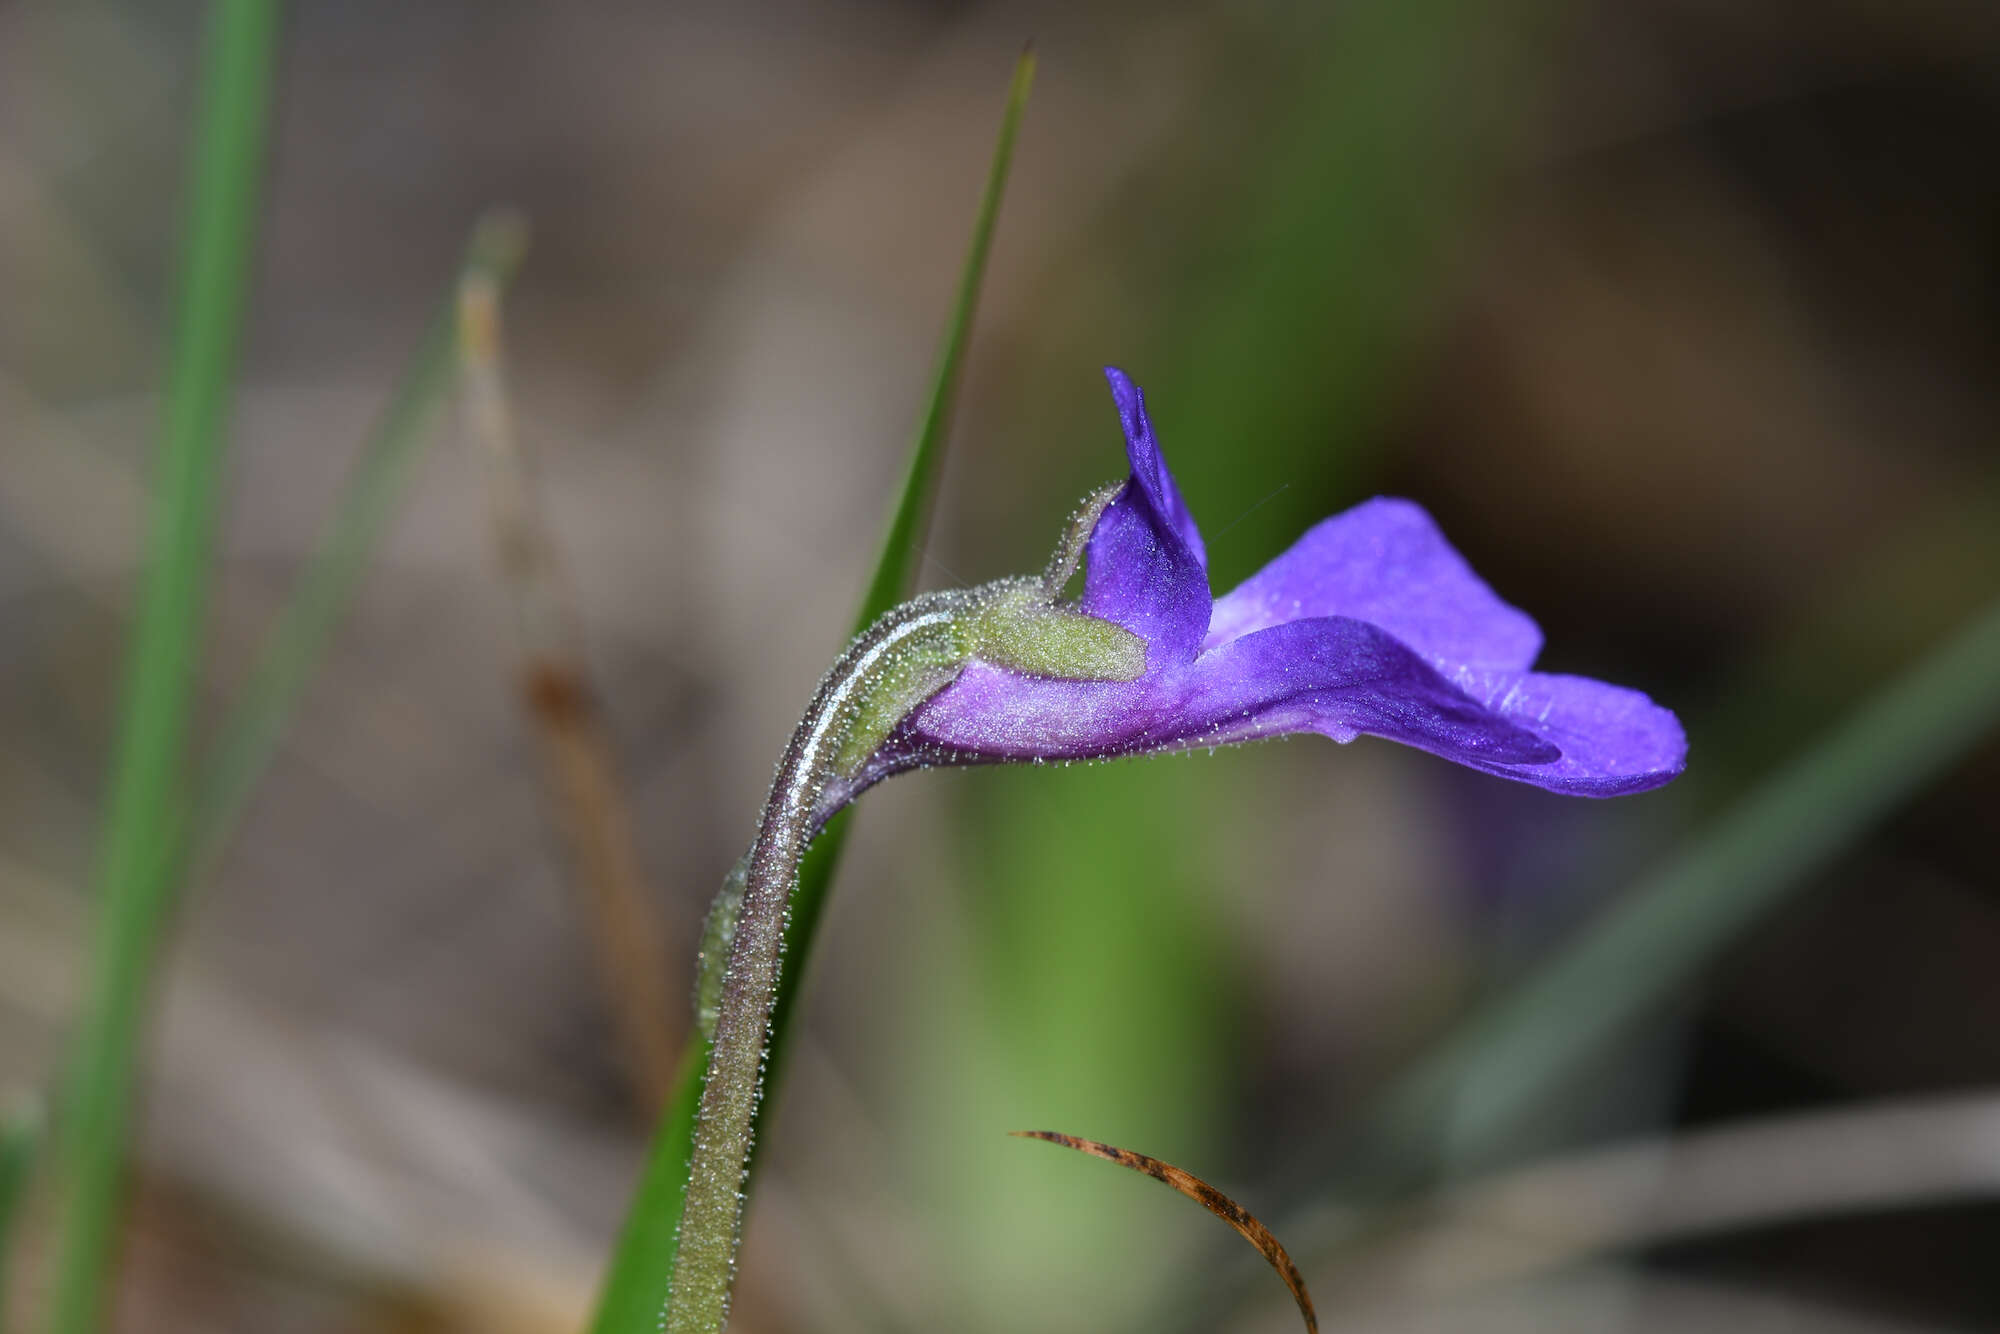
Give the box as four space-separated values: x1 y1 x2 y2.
4 1 2000 1330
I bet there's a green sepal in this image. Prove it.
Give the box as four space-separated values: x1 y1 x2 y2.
970 581 1147 683
824 576 1146 780
694 854 749 1042
830 615 979 776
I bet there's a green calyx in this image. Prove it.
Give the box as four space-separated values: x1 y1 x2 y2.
1041 481 1125 598
965 581 1147 683
694 854 748 1042
974 479 1146 685
826 484 1146 778
830 622 974 776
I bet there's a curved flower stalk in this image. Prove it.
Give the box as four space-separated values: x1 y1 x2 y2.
667 368 1685 1333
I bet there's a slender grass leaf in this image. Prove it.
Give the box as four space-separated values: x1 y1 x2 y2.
854 48 1035 623
47 213 523 1332
1 1096 42 1329
586 47 1036 1334
189 214 526 888
49 7 280 1331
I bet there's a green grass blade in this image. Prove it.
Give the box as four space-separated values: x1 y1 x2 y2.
585 48 1036 1334
36 213 521 1331
184 215 526 887
1371 593 2000 1174
48 6 280 1331
855 48 1035 625
1 1095 43 1329
592 1042 709 1333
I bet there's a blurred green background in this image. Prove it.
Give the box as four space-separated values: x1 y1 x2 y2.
4 2 2000 1331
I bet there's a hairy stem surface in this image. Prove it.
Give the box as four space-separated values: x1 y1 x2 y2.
665 515 1142 1331
664 592 973 1332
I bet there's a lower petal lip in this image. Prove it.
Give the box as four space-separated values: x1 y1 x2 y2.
890 605 1687 799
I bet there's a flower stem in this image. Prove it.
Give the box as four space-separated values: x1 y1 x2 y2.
587 52 1034 1333
664 592 975 1333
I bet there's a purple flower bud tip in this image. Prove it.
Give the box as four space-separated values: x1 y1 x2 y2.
872 368 1687 799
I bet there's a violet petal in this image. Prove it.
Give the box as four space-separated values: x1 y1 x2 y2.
1207 496 1542 671
1182 616 1561 764
1103 367 1207 568
1083 369 1213 664
901 617 1557 770
1438 668 1688 796
897 614 1685 797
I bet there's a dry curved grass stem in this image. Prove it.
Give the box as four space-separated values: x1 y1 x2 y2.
1011 1130 1317 1333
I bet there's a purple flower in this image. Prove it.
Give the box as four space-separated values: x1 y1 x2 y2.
667 368 1687 1334
854 367 1684 799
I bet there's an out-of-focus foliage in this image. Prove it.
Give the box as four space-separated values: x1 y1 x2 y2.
3 3 1998 1332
